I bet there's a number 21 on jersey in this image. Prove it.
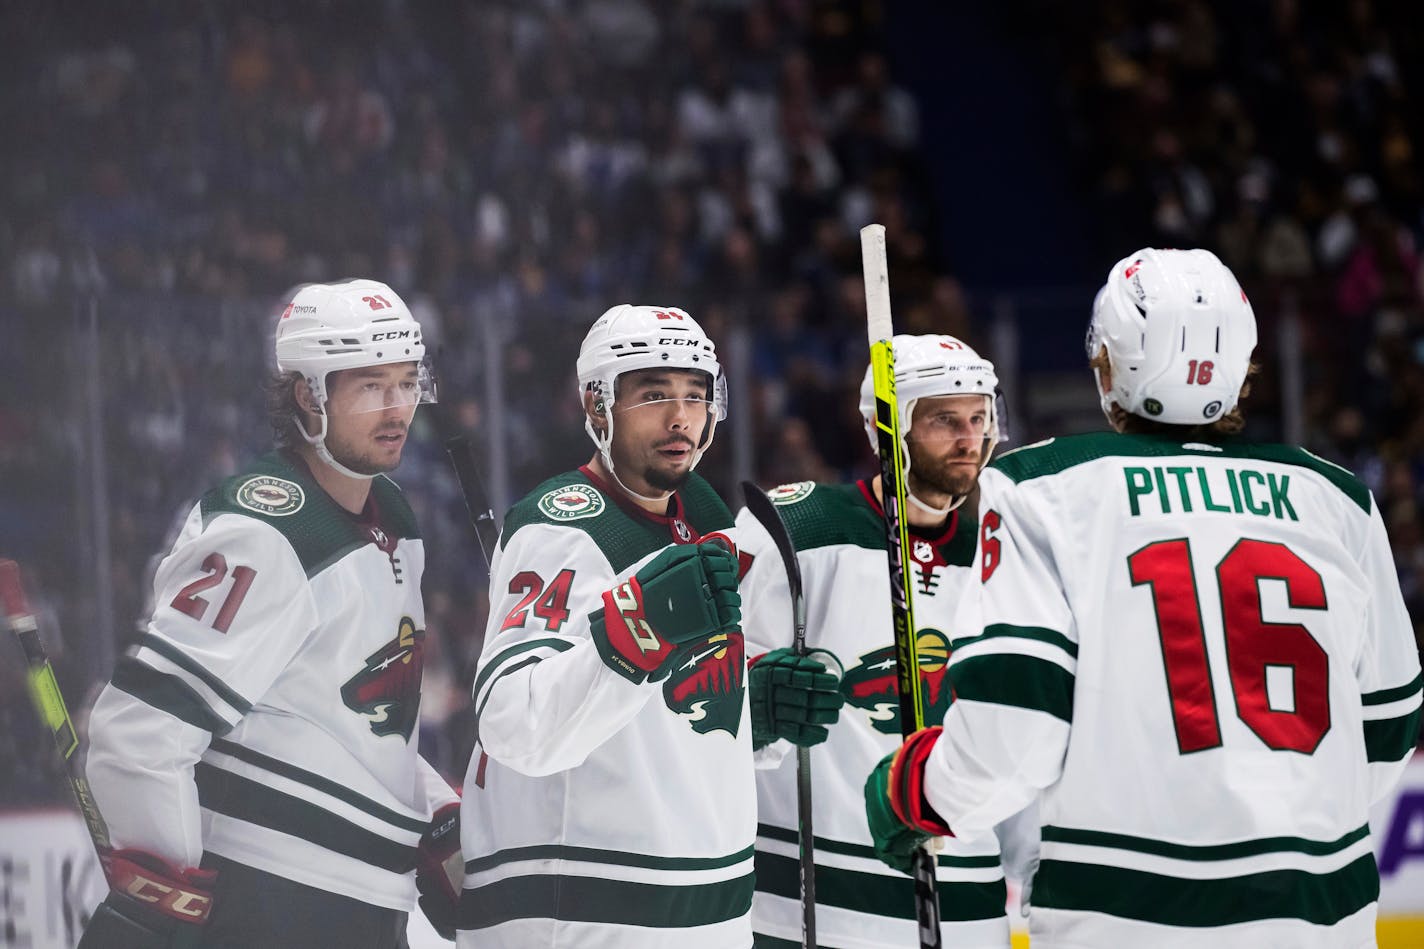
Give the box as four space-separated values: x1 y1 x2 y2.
1130 538 1329 755
170 553 257 633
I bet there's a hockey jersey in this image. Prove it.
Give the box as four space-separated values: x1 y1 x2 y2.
738 480 1014 949
459 466 755 949
925 432 1424 948
86 450 455 910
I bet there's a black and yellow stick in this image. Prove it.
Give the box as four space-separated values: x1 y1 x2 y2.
861 224 943 949
1 558 111 856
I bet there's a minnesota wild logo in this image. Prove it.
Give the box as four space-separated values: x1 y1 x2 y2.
538 484 605 521
768 482 815 505
235 476 305 516
664 631 745 736
840 629 952 733
341 617 425 740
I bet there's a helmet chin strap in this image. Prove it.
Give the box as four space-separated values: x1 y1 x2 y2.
295 412 378 482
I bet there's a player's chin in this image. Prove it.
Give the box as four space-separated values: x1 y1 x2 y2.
645 458 693 492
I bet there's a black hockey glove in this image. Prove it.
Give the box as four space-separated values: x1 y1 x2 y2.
750 647 844 750
78 849 215 949
591 540 742 684
415 802 462 940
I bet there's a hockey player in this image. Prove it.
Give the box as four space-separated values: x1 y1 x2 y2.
81 280 462 948
867 249 1424 947
458 304 838 949
740 335 1023 948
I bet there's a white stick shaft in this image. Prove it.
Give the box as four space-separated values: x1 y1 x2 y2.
860 224 892 345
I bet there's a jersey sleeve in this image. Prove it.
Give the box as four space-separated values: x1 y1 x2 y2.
472 523 659 777
1354 496 1423 802
416 755 460 816
86 505 318 866
924 468 1075 835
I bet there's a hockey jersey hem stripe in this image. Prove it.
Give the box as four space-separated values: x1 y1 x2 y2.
1362 672 1423 706
195 762 417 873
754 822 999 868
1032 852 1378 927
208 738 428 833
458 870 755 930
139 633 253 714
755 849 1006 922
1365 705 1423 761
111 657 233 735
949 653 1075 721
465 843 754 875
1041 823 1369 860
952 622 1078 658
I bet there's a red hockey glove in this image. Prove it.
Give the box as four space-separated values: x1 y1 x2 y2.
78 849 215 949
864 727 953 875
416 802 462 941
591 541 741 684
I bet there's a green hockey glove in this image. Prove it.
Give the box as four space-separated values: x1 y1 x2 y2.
864 726 953 875
591 541 741 684
749 647 844 750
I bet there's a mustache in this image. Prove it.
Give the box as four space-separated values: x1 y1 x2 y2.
374 423 408 436
656 437 695 450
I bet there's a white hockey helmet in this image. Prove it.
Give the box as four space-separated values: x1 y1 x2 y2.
274 279 434 478
1087 248 1256 426
576 304 727 477
858 334 1001 511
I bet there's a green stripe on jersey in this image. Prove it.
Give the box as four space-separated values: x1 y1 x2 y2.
195 762 417 873
1365 706 1423 762
992 433 1371 512
465 843 753 875
138 634 253 714
208 739 428 833
950 653 1074 722
459 870 754 930
1041 824 1369 861
1363 673 1423 706
111 657 232 735
755 823 999 869
1033 852 1379 928
755 850 1005 922
951 623 1078 658
473 638 574 701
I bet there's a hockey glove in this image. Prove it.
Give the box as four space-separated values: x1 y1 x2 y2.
416 802 462 941
591 541 741 684
78 849 216 949
864 726 952 876
749 647 844 750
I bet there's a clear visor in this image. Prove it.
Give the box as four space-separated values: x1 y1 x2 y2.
324 357 437 415
618 394 718 416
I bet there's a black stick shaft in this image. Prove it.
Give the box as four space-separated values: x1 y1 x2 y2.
740 482 817 949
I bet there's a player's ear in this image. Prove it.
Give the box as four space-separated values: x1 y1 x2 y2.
583 389 607 431
295 377 321 416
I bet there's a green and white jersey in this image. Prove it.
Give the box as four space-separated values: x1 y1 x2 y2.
737 480 1013 949
459 466 754 949
926 432 1424 948
86 450 454 910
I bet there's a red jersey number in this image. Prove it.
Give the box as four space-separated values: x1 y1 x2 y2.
500 569 576 633
170 554 257 634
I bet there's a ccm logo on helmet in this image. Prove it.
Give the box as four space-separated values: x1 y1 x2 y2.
371 330 413 341
658 337 702 346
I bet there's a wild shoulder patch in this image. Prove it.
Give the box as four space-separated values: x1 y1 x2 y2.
538 483 606 521
235 476 305 516
768 481 815 505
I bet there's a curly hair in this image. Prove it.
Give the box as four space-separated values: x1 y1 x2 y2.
265 370 310 448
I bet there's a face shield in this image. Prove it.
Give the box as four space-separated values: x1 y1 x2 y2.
320 357 438 416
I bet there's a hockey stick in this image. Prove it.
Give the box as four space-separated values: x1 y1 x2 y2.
739 481 817 949
861 223 943 949
442 429 499 572
1 559 112 856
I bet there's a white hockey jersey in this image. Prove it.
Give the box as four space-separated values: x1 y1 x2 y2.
925 432 1424 948
738 480 1014 949
86 450 456 910
459 466 755 949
